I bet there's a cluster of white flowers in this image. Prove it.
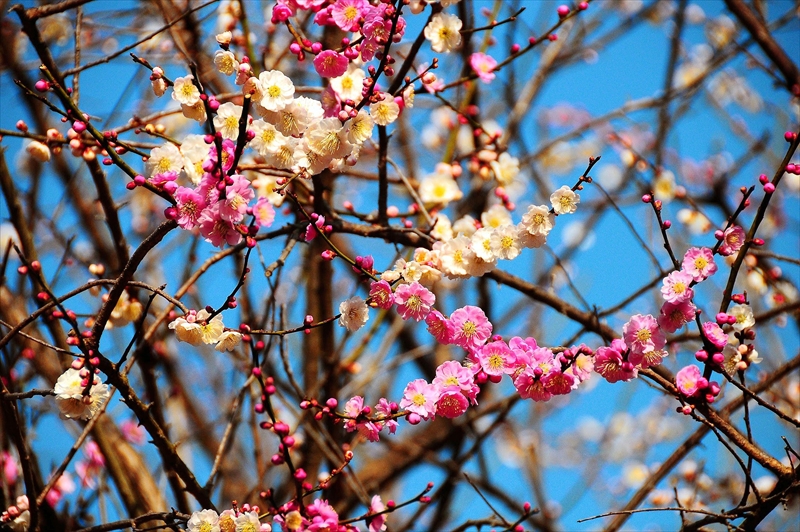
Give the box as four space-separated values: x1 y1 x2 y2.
54 368 110 421
186 508 270 532
168 309 242 352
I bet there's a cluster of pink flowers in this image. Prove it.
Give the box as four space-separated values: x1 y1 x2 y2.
158 138 273 247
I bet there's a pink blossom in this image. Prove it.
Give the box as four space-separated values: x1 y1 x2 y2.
196 174 221 205
199 205 242 247
220 175 254 223
469 52 497 83
449 305 492 352
426 309 453 344
305 215 325 241
661 270 694 303
682 247 717 281
476 340 515 376
46 471 75 507
658 300 696 333
594 339 637 383
375 398 398 435
634 348 668 369
331 0 366 32
702 321 728 350
342 395 365 433
320 85 342 117
367 495 387 532
174 186 206 230
623 314 666 355
675 364 703 397
120 419 145 445
368 280 394 309
509 336 538 370
394 282 435 321
436 389 469 418
314 50 349 78
433 360 474 392
513 367 552 401
253 196 275 228
399 379 440 420
307 499 339 532
207 139 237 173
1 451 18 485
149 170 178 187
542 368 575 395
719 225 745 256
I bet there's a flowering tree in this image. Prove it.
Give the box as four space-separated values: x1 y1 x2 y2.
1 0 798 531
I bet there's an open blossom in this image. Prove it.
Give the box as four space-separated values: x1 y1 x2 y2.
330 64 366 102
369 94 400 126
171 74 200 105
436 389 469 418
477 340 515 376
212 102 244 140
624 314 666 355
214 331 242 352
54 369 110 420
658 300 696 333
305 118 352 158
728 303 755 331
490 224 522 260
424 12 462 53
514 367 552 401
550 185 580 214
481 204 513 228
199 205 242 247
471 228 494 261
249 119 287 156
147 143 183 177
594 339 637 383
433 360 475 392
661 270 694 303
682 247 717 281
675 365 704 397
220 174 254 222
419 170 462 205
368 495 388 532
257 70 295 112
490 152 520 186
449 305 492 352
214 49 238 76
438 236 474 279
234 511 262 532
718 225 745 256
394 282 435 321
426 309 453 344
174 187 206 230
399 379 440 419
314 49 348 78
339 296 370 332
346 110 375 144
470 52 497 83
187 509 220 532
368 280 394 309
518 206 550 236
331 0 367 32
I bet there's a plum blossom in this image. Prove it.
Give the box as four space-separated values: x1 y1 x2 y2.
728 304 755 331
171 74 200 105
623 314 665 355
419 169 463 206
661 270 695 303
719 225 745 256
682 247 717 281
594 339 637 383
54 368 110 420
477 340 515 376
470 52 497 83
394 282 435 321
212 102 244 140
675 365 704 397
426 310 453 344
424 13 462 53
550 185 580 214
399 379 440 420
436 389 469 418
658 300 696 333
314 50 348 78
521 204 555 236
449 305 492 352
187 509 220 532
702 321 728 350
369 94 401 126
257 70 295 112
338 296 370 332
367 495 387 532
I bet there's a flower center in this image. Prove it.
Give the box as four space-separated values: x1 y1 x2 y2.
673 282 686 294
267 85 282 98
694 257 707 269
261 129 275 144
636 329 651 342
462 321 476 337
406 294 421 311
344 5 358 21
501 235 514 249
224 115 239 131
533 213 545 225
412 392 426 407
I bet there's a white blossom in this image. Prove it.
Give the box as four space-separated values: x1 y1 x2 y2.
490 224 522 260
481 204 513 229
187 509 220 532
257 70 295 112
369 94 400 126
424 13 462 53
550 185 580 215
212 102 244 140
147 143 183 176
54 368 110 421
419 170 462 206
339 296 370 332
172 74 201 106
729 304 755 331
521 204 555 236
490 152 520 186
214 49 239 76
330 64 366 102
249 119 287 156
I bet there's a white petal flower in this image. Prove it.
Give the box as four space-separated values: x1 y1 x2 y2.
249 119 288 156
729 304 755 331
181 134 210 184
452 215 478 238
54 368 110 421
212 102 244 140
168 316 204 345
263 136 299 170
346 110 374 145
480 204 513 229
215 331 243 352
490 224 522 260
260 96 322 137
550 185 580 215
339 296 370 332
257 70 295 112
424 13 463 53
214 49 239 76
521 204 555 236
430 213 453 241
330 64 366 102
172 75 201 106
187 509 220 532
471 227 495 262
438 236 474 279
305 118 352 159
369 94 400 126
147 143 183 177
419 171 462 206
489 152 520 186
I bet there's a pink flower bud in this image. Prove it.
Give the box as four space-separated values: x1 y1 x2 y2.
785 131 797 142
763 182 775 193
557 5 570 17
